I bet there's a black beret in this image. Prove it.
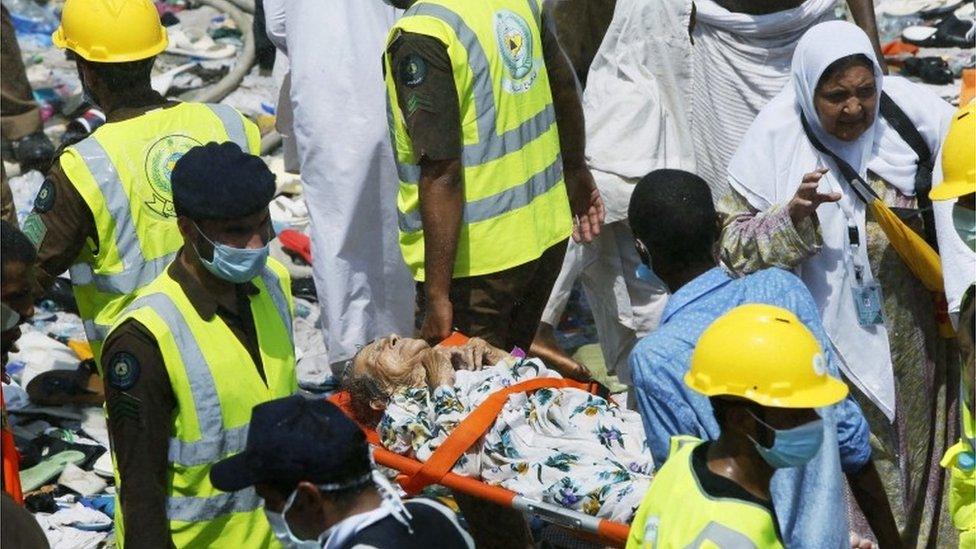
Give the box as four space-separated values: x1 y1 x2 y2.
171 141 276 220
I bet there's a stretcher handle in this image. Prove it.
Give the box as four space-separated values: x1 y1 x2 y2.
373 446 630 547
400 377 595 495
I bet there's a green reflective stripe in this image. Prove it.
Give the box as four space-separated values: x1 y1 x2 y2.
169 424 248 467
399 155 562 232
683 521 759 549
125 293 225 458
260 267 293 342
73 138 175 298
204 103 249 151
167 487 263 522
399 3 557 166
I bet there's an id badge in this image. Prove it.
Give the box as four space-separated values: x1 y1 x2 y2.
852 282 885 326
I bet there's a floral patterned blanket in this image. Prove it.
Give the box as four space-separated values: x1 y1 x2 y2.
377 358 653 522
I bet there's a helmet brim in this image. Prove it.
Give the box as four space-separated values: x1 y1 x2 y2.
930 181 974 202
688 375 850 409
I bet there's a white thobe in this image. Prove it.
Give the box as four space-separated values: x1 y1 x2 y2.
269 0 415 368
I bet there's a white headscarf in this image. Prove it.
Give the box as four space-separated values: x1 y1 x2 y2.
727 21 954 420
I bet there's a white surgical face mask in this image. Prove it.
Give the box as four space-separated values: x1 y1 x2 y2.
264 489 322 549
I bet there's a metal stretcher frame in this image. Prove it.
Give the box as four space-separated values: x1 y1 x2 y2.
328 390 632 548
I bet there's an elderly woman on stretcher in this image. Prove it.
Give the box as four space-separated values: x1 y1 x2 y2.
342 335 653 522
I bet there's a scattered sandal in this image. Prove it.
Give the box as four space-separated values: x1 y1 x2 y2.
902 13 975 48
902 56 956 84
165 26 237 59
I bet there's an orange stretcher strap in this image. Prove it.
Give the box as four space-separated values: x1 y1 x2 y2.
401 377 595 495
373 446 631 548
1 388 23 504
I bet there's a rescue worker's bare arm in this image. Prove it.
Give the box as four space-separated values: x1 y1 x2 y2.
540 5 604 243
846 460 902 548
101 321 177 549
846 0 886 73
387 33 464 343
20 160 97 291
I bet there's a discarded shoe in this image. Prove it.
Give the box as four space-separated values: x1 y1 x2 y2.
12 131 55 174
19 449 85 493
902 11 975 48
902 56 956 84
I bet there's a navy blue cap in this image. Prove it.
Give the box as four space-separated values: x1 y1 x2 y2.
210 395 370 492
171 141 276 220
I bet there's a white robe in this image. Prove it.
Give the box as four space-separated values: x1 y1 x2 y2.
271 0 415 368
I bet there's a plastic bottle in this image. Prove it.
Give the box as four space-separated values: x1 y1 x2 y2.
2 0 57 40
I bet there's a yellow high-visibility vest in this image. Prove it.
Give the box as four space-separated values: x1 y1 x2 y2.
107 258 297 548
941 401 975 548
384 0 572 281
628 436 784 549
60 102 260 360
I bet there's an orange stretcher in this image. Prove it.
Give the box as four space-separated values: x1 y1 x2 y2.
328 341 632 547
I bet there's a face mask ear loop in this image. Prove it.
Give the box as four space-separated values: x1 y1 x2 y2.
369 449 413 533
745 408 775 449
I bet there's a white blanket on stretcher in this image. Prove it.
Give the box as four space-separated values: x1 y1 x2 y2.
377 359 653 523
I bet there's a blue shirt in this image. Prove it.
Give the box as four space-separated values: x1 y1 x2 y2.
630 267 871 549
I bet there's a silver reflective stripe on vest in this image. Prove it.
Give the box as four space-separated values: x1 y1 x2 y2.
73 138 176 299
168 486 263 522
124 293 228 466
399 155 563 232
402 2 556 166
683 521 759 549
384 94 421 184
524 0 541 23
73 104 247 345
261 267 293 342
82 319 110 345
392 0 558 186
169 424 248 469
205 103 250 151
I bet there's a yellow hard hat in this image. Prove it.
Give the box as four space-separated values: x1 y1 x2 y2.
686 304 849 408
930 102 976 202
52 0 167 63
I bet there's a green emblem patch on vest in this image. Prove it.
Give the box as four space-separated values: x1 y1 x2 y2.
494 9 539 94
21 213 47 248
143 135 203 219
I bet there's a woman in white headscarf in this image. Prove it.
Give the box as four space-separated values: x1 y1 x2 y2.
719 20 962 547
